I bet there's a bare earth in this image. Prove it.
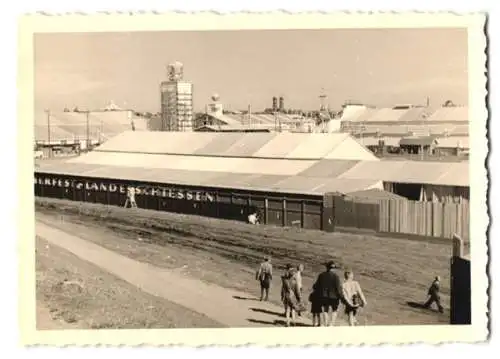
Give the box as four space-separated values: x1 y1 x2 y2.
35 198 451 328
36 300 81 330
36 236 221 329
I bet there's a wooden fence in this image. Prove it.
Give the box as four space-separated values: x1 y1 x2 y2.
450 235 471 324
333 197 380 232
333 196 470 240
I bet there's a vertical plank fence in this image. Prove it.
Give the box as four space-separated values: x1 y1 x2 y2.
335 196 469 240
379 199 469 240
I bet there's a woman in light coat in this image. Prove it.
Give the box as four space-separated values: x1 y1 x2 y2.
342 270 367 326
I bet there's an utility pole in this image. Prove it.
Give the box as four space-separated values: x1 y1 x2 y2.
360 123 364 146
86 110 90 150
45 109 51 145
248 104 252 128
319 88 328 133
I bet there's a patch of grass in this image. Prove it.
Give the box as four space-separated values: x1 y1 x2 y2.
36 235 223 329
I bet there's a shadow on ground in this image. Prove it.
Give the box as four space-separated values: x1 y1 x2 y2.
247 318 311 327
407 301 427 309
250 307 284 317
233 295 258 301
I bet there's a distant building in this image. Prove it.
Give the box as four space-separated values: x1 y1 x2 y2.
338 103 469 158
206 93 224 117
160 61 194 132
195 124 271 133
34 109 147 149
103 100 122 111
279 96 284 112
399 136 439 155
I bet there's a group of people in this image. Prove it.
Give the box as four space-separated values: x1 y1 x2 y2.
256 257 367 327
256 257 445 327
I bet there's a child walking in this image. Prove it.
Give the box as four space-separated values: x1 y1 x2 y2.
309 283 322 326
281 265 302 327
342 270 367 326
256 257 273 301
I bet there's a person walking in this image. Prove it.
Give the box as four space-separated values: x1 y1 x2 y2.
295 264 304 293
255 257 273 301
294 264 304 316
424 276 444 313
342 269 367 326
280 264 302 327
124 186 138 208
313 260 345 326
309 283 322 327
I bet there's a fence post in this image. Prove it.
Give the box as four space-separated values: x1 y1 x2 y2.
264 198 268 225
441 202 446 239
320 203 324 230
387 199 391 233
321 193 335 232
431 201 434 237
215 191 220 218
301 201 305 228
452 233 464 258
450 233 471 325
282 198 287 227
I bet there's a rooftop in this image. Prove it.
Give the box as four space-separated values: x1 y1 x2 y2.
34 110 149 143
35 131 469 195
93 131 378 161
399 136 439 147
339 105 468 124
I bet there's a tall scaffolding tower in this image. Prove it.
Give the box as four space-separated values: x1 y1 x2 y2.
160 61 193 132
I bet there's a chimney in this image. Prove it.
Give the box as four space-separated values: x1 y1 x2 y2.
279 96 284 112
272 97 278 112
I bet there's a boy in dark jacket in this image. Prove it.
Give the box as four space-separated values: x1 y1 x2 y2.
424 276 444 313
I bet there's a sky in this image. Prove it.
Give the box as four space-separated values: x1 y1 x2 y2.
34 28 468 113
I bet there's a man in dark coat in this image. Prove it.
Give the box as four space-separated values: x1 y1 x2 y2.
424 276 444 313
313 260 345 326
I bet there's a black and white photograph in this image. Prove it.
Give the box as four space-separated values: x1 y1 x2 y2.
17 12 488 346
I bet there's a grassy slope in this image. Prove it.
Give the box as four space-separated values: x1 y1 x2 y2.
36 197 451 325
36 236 223 329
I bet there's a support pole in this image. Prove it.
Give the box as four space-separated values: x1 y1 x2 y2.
46 110 51 145
86 111 90 150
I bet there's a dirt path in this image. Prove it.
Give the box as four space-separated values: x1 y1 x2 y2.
36 220 319 328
